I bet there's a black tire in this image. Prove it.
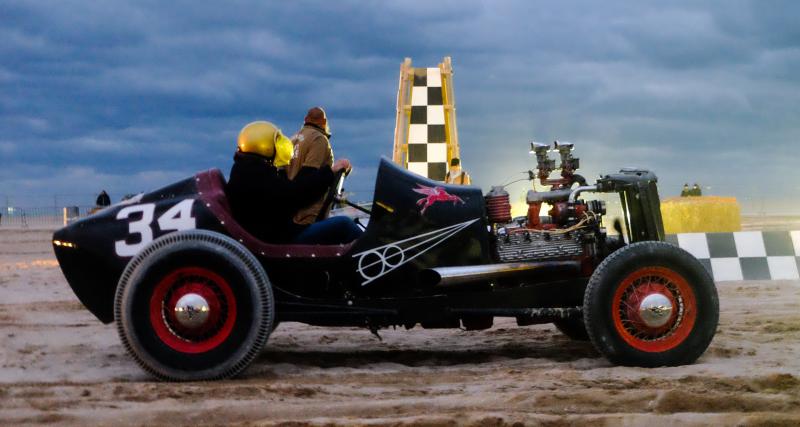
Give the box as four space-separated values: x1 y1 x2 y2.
583 241 718 367
115 230 274 381
553 316 589 341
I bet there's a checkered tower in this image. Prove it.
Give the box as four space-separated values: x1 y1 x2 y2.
393 57 462 182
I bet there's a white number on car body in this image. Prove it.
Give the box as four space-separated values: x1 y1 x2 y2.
157 199 196 232
115 204 155 257
115 199 196 257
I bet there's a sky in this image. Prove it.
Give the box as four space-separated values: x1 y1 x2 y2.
1 1 799 213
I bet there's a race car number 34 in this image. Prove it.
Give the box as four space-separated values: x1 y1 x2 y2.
114 199 196 257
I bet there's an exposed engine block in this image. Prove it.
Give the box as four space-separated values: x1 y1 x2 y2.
494 226 588 262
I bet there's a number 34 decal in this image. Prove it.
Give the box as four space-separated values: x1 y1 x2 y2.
115 199 196 257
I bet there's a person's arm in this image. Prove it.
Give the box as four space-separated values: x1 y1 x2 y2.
282 166 335 209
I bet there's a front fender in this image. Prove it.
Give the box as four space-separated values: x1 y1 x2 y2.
53 175 223 322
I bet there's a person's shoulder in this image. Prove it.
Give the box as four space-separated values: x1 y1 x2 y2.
292 127 307 143
302 125 328 142
305 132 330 153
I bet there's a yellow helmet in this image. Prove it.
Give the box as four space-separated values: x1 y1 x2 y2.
237 121 293 167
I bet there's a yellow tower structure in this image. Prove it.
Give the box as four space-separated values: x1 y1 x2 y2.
393 57 465 182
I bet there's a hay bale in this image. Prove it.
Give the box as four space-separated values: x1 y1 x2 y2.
661 196 741 234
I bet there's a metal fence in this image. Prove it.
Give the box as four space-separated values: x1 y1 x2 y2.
0 206 96 229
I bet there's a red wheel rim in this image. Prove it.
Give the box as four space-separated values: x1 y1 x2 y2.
611 266 696 353
149 267 237 354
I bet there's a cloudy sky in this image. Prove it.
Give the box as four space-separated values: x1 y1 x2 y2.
1 1 798 213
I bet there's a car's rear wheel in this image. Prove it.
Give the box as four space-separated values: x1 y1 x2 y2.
115 230 273 381
583 241 718 367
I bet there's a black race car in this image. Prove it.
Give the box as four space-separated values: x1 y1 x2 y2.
52 143 718 381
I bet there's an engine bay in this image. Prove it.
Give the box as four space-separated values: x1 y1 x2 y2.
485 141 608 264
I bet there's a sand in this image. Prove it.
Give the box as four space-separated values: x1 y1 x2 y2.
1 228 799 426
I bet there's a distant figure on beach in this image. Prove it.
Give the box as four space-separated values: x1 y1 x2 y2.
445 158 471 185
96 190 111 207
680 183 690 197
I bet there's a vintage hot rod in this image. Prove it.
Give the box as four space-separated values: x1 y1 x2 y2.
53 142 718 381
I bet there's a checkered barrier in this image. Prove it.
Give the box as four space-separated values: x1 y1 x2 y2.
665 231 800 281
406 67 448 181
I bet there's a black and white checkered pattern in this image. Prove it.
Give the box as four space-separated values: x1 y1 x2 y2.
407 67 448 181
666 231 800 281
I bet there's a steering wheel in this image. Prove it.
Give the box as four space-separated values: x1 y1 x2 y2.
315 169 347 222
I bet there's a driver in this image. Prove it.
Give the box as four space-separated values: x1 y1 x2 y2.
287 107 339 221
226 121 348 243
286 107 362 244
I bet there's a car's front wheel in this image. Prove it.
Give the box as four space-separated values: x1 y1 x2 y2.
115 230 274 381
583 241 718 367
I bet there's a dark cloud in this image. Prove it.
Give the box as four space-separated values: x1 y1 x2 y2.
0 0 798 213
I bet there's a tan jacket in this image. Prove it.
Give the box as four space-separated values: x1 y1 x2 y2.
287 124 334 225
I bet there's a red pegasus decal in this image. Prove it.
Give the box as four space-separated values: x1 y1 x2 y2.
413 184 465 215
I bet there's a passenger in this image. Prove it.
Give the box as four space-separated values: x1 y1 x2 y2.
226 121 349 243
444 158 471 185
286 107 362 245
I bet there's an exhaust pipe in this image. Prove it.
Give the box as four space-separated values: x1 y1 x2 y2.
421 260 580 288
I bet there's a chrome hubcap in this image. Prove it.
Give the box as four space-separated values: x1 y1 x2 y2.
638 293 673 328
174 293 210 329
